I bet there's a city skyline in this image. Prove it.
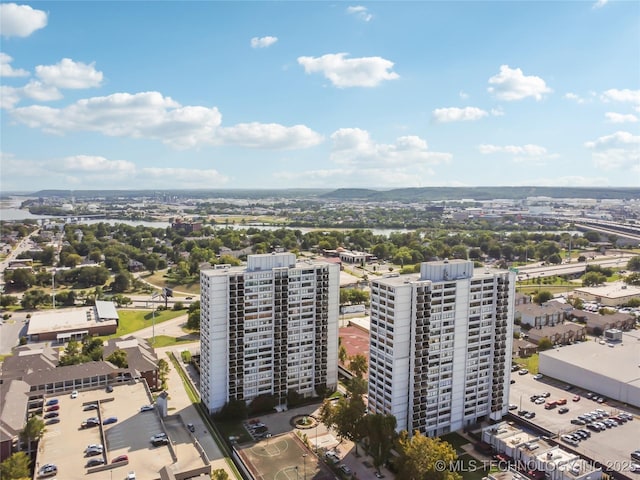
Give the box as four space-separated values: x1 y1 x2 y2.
1 1 639 192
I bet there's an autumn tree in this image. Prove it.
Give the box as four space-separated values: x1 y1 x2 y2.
395 431 461 480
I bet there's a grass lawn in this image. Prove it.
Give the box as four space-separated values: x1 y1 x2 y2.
458 453 490 480
441 432 471 453
102 309 185 339
141 270 201 295
149 335 196 348
514 353 539 373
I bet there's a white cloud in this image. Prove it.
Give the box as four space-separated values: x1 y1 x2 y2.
488 65 552 101
585 131 640 171
0 52 29 77
432 107 488 123
140 167 229 188
478 144 548 156
0 3 47 37
605 112 638 124
459 91 469 100
346 5 372 22
21 80 62 102
10 90 322 150
297 53 399 88
593 0 608 9
330 128 451 167
0 151 231 190
490 107 505 117
63 155 136 174
219 122 323 149
35 58 103 89
250 36 278 48
0 85 20 109
601 88 640 105
564 92 587 104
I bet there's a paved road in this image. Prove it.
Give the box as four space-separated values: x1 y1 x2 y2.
157 345 235 477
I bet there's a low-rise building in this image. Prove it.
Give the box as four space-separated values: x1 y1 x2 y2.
516 301 571 328
568 309 635 334
572 282 640 307
526 323 586 346
26 301 119 342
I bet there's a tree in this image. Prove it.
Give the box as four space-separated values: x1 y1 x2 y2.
0 294 19 307
106 349 128 368
625 272 640 286
627 256 640 271
111 273 131 293
0 451 30 480
186 308 200 330
211 469 230 480
537 337 553 351
20 415 45 460
582 271 606 287
364 414 397 472
20 289 50 309
338 343 348 365
533 290 553 305
59 339 82 366
349 353 368 379
395 431 461 480
158 358 170 390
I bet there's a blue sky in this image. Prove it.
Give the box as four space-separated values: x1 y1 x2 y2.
1 1 638 192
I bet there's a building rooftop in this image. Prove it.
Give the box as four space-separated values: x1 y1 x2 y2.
574 282 640 299
516 301 572 317
373 263 510 287
26 304 118 335
539 330 640 386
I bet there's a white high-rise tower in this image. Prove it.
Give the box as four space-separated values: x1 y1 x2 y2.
367 259 515 436
199 253 340 413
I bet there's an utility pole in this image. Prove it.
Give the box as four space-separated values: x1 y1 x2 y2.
51 270 56 309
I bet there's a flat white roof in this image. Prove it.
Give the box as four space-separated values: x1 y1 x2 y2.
540 331 640 386
95 300 118 319
574 282 640 299
27 307 118 335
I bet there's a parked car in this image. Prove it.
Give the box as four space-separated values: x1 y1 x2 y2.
544 402 557 410
86 447 103 457
533 374 543 380
46 418 60 425
558 407 569 414
572 395 581 402
557 398 567 405
519 369 529 375
106 385 114 393
571 419 585 425
631 451 640 462
44 412 59 419
112 455 129 463
103 416 118 425
339 464 352 475
140 405 154 412
85 444 103 453
45 398 59 406
39 464 57 477
152 437 169 446
46 404 60 412
84 403 98 411
508 404 518 410
187 423 195 432
524 412 536 419
86 458 105 468
71 390 78 399
151 432 167 441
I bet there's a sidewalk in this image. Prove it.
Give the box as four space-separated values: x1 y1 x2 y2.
158 345 236 478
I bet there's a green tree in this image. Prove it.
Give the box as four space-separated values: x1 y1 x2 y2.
0 451 30 480
111 273 131 293
625 272 640 286
395 431 461 480
20 289 50 309
533 290 553 305
158 358 170 389
0 294 19 307
106 349 128 368
211 469 230 480
186 308 200 330
364 414 397 473
537 337 553 351
349 353 368 379
20 415 45 460
5 268 35 290
582 271 606 287
627 256 640 271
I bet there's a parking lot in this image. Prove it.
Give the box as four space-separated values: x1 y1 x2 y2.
509 371 640 475
35 382 191 479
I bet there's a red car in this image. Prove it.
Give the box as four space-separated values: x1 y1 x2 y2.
112 455 128 463
46 405 60 412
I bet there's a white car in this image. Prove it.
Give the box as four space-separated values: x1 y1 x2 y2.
71 390 78 399
127 473 136 480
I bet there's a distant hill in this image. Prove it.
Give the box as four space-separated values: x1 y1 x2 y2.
321 186 640 201
25 186 640 202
